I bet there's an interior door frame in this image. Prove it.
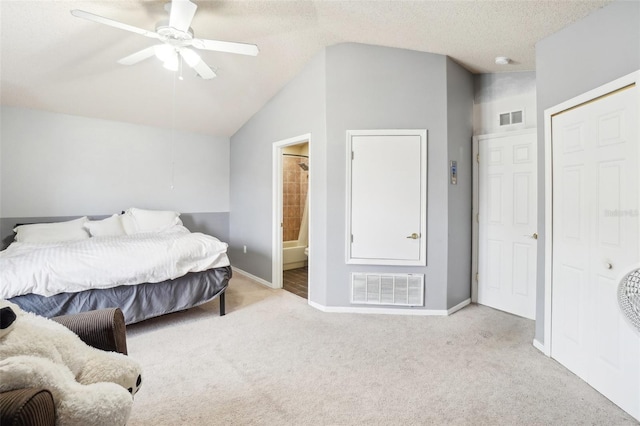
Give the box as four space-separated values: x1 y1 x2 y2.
271 133 312 289
471 128 537 304
542 70 640 357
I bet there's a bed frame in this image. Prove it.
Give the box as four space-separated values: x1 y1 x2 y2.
9 265 232 325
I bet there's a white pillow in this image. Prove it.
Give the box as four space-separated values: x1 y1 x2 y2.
14 217 90 243
126 208 181 233
119 212 138 235
84 214 126 237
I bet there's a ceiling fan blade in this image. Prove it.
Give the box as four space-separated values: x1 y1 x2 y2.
191 38 259 56
169 0 197 33
178 48 214 79
117 46 159 65
193 61 217 80
71 10 161 40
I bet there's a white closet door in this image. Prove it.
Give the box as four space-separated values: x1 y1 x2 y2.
551 84 639 420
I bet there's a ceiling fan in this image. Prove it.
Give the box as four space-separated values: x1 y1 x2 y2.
71 0 259 80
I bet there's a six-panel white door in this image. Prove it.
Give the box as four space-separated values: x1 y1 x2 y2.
551 84 639 420
477 130 538 319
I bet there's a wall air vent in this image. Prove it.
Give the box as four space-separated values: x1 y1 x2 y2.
351 273 424 306
499 109 524 126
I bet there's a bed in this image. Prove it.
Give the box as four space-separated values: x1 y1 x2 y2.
0 209 232 324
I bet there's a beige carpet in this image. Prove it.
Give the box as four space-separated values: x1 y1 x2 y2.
125 273 636 425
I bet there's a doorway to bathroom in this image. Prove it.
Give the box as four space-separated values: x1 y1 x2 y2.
272 134 310 299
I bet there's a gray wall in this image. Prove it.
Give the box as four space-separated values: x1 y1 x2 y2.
230 42 473 310
325 44 448 309
534 0 640 343
474 72 536 104
229 50 328 303
473 71 537 135
173 212 229 243
446 58 474 307
0 106 231 243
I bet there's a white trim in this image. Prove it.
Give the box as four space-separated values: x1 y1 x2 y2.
308 298 471 316
271 133 311 290
532 338 546 354
447 298 472 315
543 107 553 358
471 136 479 303
345 129 428 266
232 266 275 289
543 70 640 359
471 129 537 306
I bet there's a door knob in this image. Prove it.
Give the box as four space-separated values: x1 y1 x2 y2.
406 233 420 239
605 262 613 270
524 233 539 240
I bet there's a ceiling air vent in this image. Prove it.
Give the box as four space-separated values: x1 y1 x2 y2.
499 109 524 127
351 273 424 306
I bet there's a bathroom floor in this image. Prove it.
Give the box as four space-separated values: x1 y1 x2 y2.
283 266 308 299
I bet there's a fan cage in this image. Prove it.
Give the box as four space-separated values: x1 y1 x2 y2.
618 269 640 332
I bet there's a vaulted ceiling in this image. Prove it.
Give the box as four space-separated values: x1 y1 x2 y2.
0 0 612 137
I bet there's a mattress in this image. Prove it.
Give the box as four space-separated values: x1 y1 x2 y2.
0 225 230 299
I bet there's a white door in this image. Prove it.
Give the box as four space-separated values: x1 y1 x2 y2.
477 130 537 319
551 84 639 420
347 130 427 266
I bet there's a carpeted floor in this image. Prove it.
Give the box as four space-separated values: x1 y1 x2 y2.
125 273 637 425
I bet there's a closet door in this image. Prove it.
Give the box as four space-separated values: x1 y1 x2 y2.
346 130 427 266
551 84 639 420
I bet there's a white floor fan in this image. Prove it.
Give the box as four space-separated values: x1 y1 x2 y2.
71 0 258 79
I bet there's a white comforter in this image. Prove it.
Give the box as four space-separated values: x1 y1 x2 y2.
0 226 230 299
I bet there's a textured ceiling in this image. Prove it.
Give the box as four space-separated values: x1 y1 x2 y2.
0 0 612 137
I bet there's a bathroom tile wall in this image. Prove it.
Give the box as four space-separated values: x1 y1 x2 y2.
283 155 308 241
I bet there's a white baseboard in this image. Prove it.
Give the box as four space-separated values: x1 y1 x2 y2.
233 268 473 317
447 298 471 315
308 298 472 316
231 266 275 289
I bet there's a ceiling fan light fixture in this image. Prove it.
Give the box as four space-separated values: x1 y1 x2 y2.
155 44 175 62
163 52 179 71
180 48 201 67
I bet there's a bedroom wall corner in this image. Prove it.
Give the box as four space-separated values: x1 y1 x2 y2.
473 72 537 136
324 43 450 310
445 57 474 309
229 49 328 305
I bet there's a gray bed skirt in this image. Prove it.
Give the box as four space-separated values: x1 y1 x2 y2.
9 266 232 324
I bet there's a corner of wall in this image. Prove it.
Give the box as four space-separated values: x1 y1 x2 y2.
445 58 474 308
228 47 329 289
